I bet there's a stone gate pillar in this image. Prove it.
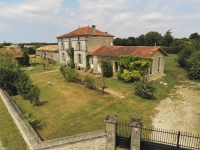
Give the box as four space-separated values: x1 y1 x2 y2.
105 114 118 150
130 117 143 150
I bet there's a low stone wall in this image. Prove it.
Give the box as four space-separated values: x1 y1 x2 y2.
0 89 106 150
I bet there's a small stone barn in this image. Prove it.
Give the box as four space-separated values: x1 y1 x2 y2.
36 45 59 61
90 46 168 81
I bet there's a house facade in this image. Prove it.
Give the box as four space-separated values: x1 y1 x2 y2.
90 46 168 81
56 25 114 69
36 45 59 61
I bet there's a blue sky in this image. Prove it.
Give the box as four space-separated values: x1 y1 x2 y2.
0 0 200 43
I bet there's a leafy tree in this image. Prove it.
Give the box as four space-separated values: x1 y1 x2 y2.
186 51 200 80
0 53 40 105
127 37 137 46
167 39 192 54
163 30 174 46
134 80 156 99
145 31 164 46
100 58 113 77
113 37 122 46
84 74 96 89
96 77 107 95
136 34 146 45
178 46 195 67
189 32 200 40
22 52 30 66
60 67 81 82
0 52 18 69
27 47 36 54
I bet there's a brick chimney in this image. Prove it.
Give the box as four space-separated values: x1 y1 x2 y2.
92 25 96 35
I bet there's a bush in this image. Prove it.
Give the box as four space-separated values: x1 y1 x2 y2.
121 69 142 82
100 59 113 77
134 80 156 99
178 46 194 68
84 75 96 89
61 67 81 83
186 51 200 80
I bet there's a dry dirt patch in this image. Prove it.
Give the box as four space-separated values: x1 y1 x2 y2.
152 84 200 134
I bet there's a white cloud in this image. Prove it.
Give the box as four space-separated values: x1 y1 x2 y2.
0 0 63 22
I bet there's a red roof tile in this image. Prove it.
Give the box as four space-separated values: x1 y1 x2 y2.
90 46 168 58
57 25 114 38
0 48 22 57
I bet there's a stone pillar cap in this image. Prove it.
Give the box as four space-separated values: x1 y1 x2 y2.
130 117 143 127
105 114 118 123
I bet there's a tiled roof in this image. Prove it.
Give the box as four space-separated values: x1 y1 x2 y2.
90 46 168 58
36 45 58 51
57 25 114 38
0 48 22 57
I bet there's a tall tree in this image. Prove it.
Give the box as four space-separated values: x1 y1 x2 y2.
113 37 122 46
145 31 164 46
163 30 174 46
136 34 146 46
189 32 200 40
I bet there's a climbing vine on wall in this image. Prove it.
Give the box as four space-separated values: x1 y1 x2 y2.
86 53 91 71
118 54 153 82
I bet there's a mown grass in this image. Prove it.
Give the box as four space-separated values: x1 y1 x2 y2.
13 54 189 141
21 58 60 75
0 98 28 150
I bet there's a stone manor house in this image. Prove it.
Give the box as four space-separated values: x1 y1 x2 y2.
57 25 167 81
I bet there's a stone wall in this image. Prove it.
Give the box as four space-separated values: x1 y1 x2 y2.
0 89 106 150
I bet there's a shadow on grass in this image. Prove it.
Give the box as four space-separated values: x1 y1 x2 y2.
39 101 48 106
31 119 46 141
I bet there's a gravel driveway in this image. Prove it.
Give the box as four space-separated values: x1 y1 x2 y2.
152 81 200 134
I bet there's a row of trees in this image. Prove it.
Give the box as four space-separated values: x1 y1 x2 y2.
113 30 174 47
113 31 200 54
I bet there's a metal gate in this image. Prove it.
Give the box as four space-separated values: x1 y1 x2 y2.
141 126 200 150
116 122 131 149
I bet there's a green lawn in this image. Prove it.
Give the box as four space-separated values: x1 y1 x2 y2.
0 98 28 150
21 58 60 75
13 54 188 141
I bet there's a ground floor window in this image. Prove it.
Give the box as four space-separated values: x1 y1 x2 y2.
157 56 162 72
62 53 65 61
77 54 82 64
149 62 153 74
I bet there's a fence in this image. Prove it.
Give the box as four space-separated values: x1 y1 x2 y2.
141 126 200 150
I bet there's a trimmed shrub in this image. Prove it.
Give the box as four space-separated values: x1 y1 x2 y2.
84 75 96 89
178 46 194 68
100 59 113 77
186 51 200 80
134 80 156 99
61 67 81 83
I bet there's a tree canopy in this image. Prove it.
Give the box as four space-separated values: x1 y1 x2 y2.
0 53 40 105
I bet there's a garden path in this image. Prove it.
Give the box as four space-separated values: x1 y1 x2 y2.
30 70 59 76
